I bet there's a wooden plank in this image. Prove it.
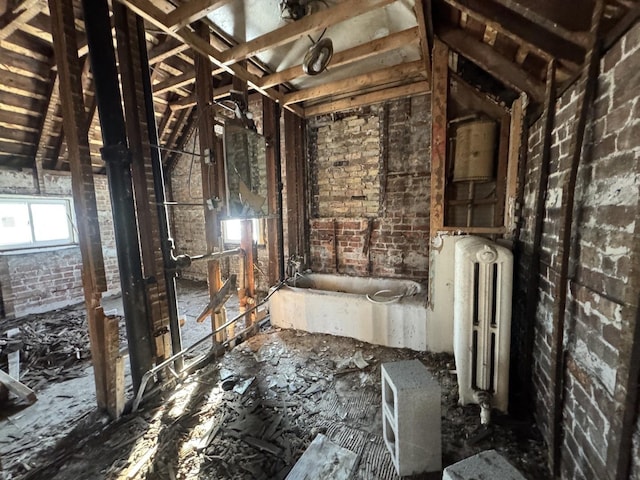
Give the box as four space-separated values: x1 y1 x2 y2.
430 38 448 239
104 312 124 419
259 27 420 89
414 0 432 84
0 369 36 404
165 0 231 31
219 0 397 65
284 60 426 105
241 219 256 323
169 84 233 110
304 81 428 117
286 434 358 480
33 71 59 184
438 28 545 102
196 274 237 323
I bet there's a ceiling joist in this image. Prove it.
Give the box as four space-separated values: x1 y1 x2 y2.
439 28 545 102
165 0 232 32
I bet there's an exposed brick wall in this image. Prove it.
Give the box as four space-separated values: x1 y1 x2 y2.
307 95 431 281
516 22 640 479
0 169 120 318
168 97 270 292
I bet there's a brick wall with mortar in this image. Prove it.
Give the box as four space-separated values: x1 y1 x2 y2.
168 96 270 292
515 22 640 479
0 169 120 318
307 95 430 280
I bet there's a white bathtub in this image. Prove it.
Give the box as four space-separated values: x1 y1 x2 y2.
268 273 430 351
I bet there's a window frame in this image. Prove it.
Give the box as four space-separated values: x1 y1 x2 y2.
0 195 77 251
221 218 265 245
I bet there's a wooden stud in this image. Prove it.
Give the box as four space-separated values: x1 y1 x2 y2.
430 38 448 240
503 94 524 239
48 0 109 411
263 95 282 285
413 0 432 84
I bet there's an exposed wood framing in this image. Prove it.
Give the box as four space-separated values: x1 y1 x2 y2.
284 109 307 260
493 113 510 228
284 60 427 105
195 22 225 342
259 27 420 90
438 28 545 102
48 0 116 415
429 38 448 239
490 0 591 48
550 1 603 474
304 81 429 117
240 219 256 322
218 0 397 66
504 94 525 239
263 95 282 285
114 3 172 361
32 69 58 191
414 0 432 84
0 0 43 41
165 0 231 32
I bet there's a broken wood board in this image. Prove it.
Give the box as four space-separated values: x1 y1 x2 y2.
0 369 36 404
286 434 358 480
197 274 237 323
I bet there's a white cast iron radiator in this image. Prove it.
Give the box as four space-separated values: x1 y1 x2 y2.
454 236 513 415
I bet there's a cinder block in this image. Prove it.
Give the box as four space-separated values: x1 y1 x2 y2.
381 359 441 476
442 450 526 480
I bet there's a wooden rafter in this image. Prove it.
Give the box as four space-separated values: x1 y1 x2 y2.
165 0 231 32
259 27 420 89
284 60 426 105
438 28 545 102
218 0 396 66
0 0 43 41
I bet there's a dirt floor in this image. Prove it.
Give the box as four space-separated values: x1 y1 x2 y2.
1 280 551 480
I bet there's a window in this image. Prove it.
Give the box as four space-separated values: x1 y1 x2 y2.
222 218 263 244
0 196 76 250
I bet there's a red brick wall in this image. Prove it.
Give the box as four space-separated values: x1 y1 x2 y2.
307 95 430 281
516 22 640 479
0 170 120 318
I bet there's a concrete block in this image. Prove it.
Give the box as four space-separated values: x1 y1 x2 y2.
442 450 526 480
381 359 441 476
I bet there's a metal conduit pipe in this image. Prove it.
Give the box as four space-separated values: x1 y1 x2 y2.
134 13 183 372
82 0 154 390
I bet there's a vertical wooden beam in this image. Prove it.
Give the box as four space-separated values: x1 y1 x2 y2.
240 219 255 320
430 38 448 240
284 109 307 261
113 3 173 362
263 95 282 285
32 69 58 189
48 0 112 412
194 22 224 342
504 94 525 239
550 1 603 475
493 113 510 227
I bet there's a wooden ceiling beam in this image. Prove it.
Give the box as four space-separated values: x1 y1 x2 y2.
304 80 429 117
438 27 545 102
149 37 189 65
165 0 231 32
115 0 303 116
168 83 233 111
490 0 591 48
258 26 420 89
284 60 427 105
218 0 397 66
0 0 43 41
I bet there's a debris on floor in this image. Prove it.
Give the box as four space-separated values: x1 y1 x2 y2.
2 326 552 480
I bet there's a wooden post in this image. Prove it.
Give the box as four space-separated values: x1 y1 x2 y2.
263 95 282 285
241 219 255 325
284 110 308 262
48 0 114 412
194 23 225 343
430 38 448 242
